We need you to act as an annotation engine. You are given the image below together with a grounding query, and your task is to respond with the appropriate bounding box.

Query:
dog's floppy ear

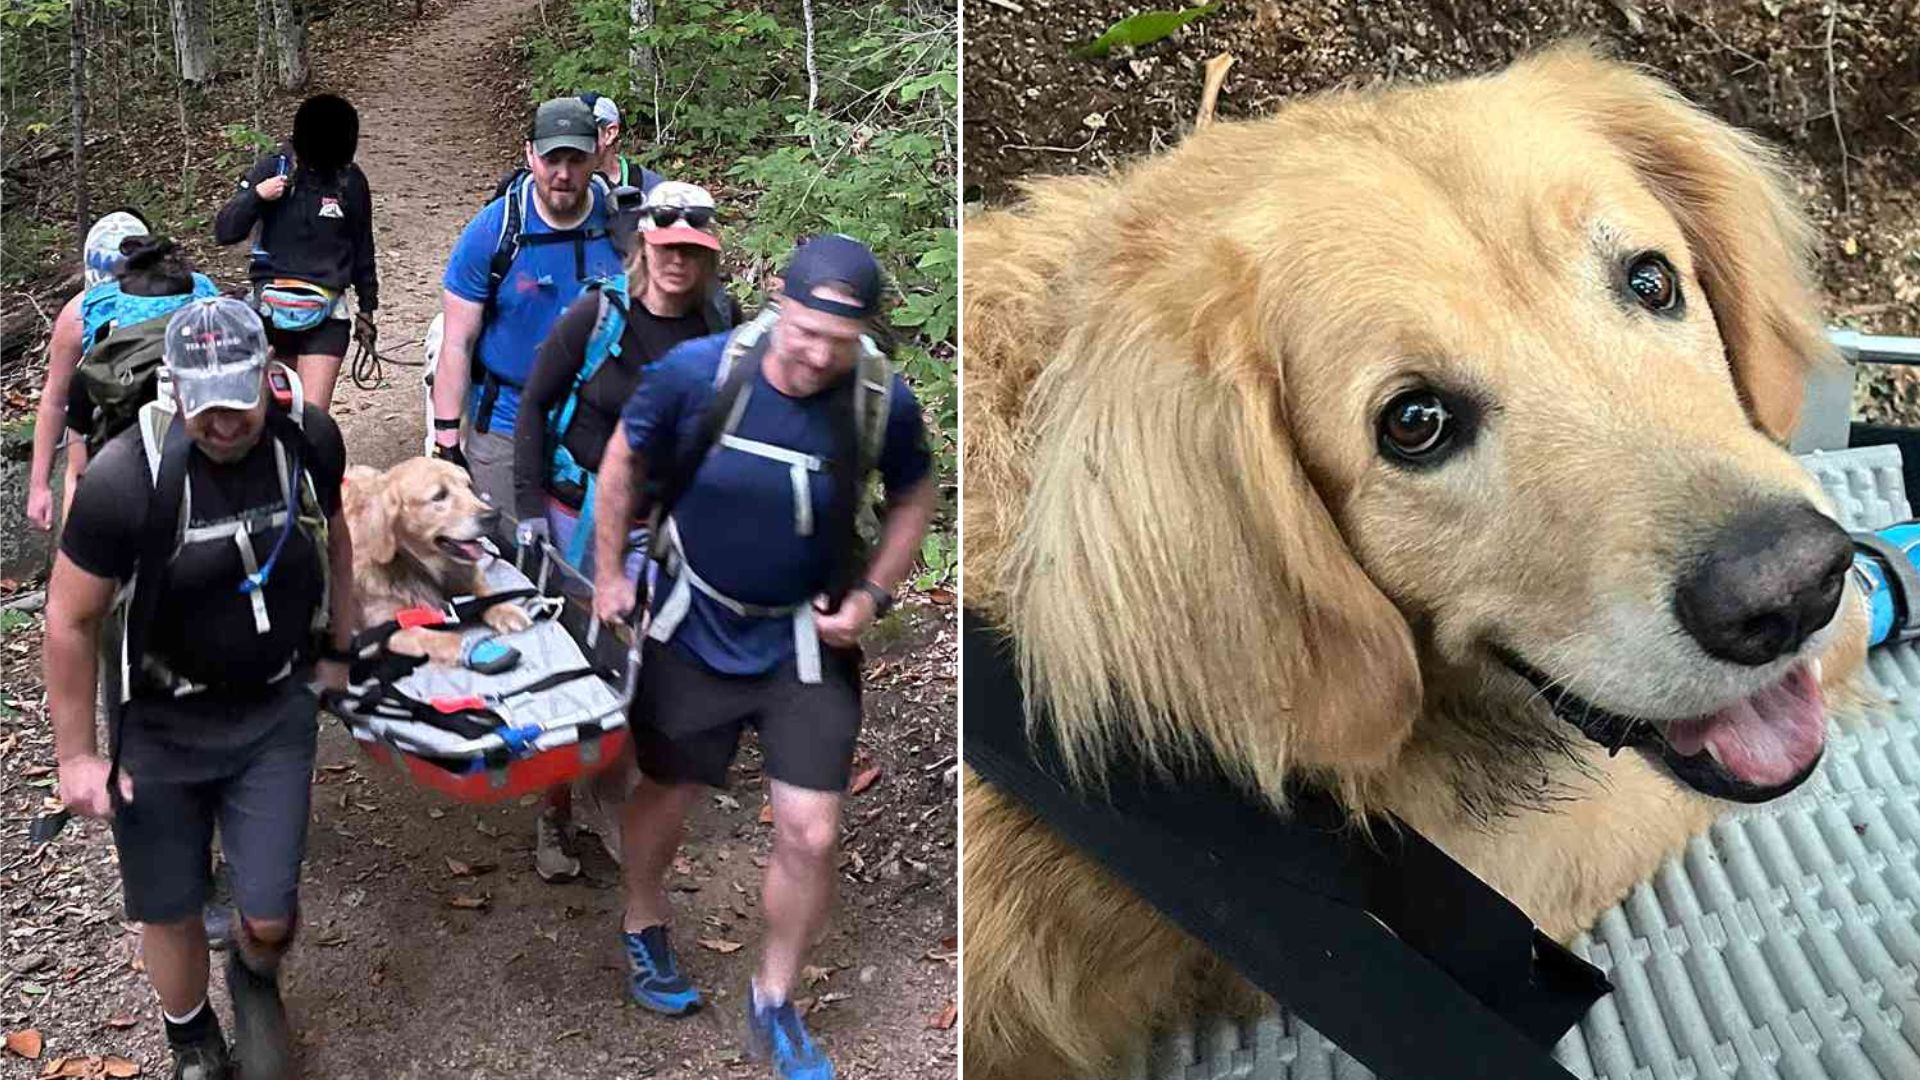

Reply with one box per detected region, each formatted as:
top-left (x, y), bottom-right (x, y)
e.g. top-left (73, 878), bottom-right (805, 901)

top-left (1520, 45), bottom-right (1829, 442)
top-left (997, 234), bottom-right (1420, 806)
top-left (344, 466), bottom-right (395, 564)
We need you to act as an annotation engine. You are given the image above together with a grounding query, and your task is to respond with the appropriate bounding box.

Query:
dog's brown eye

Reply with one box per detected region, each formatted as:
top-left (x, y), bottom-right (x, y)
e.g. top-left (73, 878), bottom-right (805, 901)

top-left (1380, 391), bottom-right (1452, 461)
top-left (432, 487), bottom-right (448, 502)
top-left (1626, 253), bottom-right (1679, 312)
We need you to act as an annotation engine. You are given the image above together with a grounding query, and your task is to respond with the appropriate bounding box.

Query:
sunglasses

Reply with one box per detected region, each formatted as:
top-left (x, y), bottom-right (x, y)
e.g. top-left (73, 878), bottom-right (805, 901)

top-left (646, 205), bottom-right (715, 229)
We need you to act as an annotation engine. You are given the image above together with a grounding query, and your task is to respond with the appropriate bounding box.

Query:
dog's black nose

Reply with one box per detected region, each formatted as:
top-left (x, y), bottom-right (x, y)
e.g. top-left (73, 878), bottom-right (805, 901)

top-left (1673, 502), bottom-right (1851, 666)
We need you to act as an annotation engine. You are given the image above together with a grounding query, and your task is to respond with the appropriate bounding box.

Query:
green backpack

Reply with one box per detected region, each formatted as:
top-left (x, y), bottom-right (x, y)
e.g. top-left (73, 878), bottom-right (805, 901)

top-left (73, 316), bottom-right (172, 452)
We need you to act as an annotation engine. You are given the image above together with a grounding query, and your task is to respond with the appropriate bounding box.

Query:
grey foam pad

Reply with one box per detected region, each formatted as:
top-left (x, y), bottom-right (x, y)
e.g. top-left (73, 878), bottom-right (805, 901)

top-left (1129, 446), bottom-right (1920, 1080)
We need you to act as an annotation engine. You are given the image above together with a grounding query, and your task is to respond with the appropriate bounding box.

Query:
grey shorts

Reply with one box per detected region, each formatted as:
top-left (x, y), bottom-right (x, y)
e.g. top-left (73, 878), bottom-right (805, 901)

top-left (109, 682), bottom-right (318, 924)
top-left (464, 428), bottom-right (516, 523)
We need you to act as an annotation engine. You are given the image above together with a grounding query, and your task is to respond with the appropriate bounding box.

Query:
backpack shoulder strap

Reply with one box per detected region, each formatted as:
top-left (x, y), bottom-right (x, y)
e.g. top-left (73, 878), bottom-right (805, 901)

top-left (485, 175), bottom-right (531, 316)
top-left (853, 339), bottom-right (893, 473)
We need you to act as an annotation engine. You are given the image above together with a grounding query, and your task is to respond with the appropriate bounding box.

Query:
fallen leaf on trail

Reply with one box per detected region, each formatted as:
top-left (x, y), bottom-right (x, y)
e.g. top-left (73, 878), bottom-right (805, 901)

top-left (697, 938), bottom-right (744, 954)
top-left (758, 804), bottom-right (774, 825)
top-left (714, 793), bottom-right (740, 811)
top-left (446, 857), bottom-right (472, 877)
top-left (103, 1056), bottom-right (141, 1077)
top-left (474, 820), bottom-right (500, 838)
top-left (104, 1014), bottom-right (137, 1029)
top-left (848, 765), bottom-right (883, 795)
top-left (447, 895), bottom-right (489, 910)
top-left (6, 1029), bottom-right (42, 1059)
top-left (802, 965), bottom-right (834, 987)
top-left (928, 1001), bottom-right (957, 1029)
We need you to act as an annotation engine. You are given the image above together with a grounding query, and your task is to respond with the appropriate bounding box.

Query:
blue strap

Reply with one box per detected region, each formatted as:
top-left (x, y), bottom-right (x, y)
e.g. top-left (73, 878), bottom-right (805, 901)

top-left (547, 276), bottom-right (627, 493)
top-left (566, 474), bottom-right (597, 569)
top-left (495, 722), bottom-right (541, 756)
top-left (240, 436), bottom-right (303, 596)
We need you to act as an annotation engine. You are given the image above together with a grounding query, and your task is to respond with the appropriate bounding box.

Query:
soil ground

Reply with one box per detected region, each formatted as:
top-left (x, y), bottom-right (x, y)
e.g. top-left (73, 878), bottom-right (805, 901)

top-left (0, 0), bottom-right (958, 1076)
top-left (962, 0), bottom-right (1919, 416)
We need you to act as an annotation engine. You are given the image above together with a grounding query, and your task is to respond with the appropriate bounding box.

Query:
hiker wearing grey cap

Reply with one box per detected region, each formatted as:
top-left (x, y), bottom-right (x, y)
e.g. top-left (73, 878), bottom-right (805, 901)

top-left (432, 95), bottom-right (626, 521)
top-left (588, 235), bottom-right (937, 1080)
top-left (43, 296), bottom-right (355, 1080)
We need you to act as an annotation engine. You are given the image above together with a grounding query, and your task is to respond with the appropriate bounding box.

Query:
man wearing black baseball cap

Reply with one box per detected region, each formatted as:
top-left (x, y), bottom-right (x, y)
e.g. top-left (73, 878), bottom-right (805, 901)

top-left (587, 235), bottom-right (936, 1078)
top-left (43, 296), bottom-right (355, 1080)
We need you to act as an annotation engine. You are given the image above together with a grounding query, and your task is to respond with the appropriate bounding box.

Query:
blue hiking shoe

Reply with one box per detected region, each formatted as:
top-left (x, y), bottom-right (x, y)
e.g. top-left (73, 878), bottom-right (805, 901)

top-left (623, 925), bottom-right (701, 1015)
top-left (745, 985), bottom-right (835, 1080)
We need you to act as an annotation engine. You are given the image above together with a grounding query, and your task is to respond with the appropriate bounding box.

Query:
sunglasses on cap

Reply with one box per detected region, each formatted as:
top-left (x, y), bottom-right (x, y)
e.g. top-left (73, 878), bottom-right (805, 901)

top-left (647, 205), bottom-right (716, 229)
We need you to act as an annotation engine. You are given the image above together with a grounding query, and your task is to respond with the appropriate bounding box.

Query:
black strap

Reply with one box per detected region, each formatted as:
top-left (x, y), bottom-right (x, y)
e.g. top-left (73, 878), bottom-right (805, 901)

top-left (818, 376), bottom-right (863, 614)
top-left (961, 610), bottom-right (1608, 1080)
top-left (348, 587), bottom-right (544, 655)
top-left (107, 416), bottom-right (193, 802)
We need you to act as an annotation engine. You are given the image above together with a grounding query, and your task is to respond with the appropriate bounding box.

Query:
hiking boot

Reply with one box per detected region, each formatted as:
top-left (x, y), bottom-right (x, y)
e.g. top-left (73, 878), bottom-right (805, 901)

top-left (535, 808), bottom-right (581, 882)
top-left (168, 1018), bottom-right (233, 1080)
top-left (623, 925), bottom-right (701, 1015)
top-left (745, 984), bottom-right (834, 1080)
top-left (225, 948), bottom-right (292, 1080)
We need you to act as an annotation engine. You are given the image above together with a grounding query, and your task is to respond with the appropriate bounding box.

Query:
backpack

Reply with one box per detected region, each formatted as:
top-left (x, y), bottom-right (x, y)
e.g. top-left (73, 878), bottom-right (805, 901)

top-left (469, 172), bottom-right (617, 433)
top-left (641, 305), bottom-right (895, 678)
top-left (543, 272), bottom-right (740, 567)
top-left (104, 363), bottom-right (328, 797)
top-left (73, 316), bottom-right (175, 453)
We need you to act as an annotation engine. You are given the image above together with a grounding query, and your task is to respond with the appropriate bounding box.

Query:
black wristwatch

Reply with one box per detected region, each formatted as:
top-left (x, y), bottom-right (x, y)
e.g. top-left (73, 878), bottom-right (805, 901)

top-left (857, 580), bottom-right (895, 617)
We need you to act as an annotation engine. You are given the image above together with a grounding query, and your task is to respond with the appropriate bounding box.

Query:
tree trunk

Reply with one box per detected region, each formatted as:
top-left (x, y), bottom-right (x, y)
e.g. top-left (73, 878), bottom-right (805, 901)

top-left (628, 0), bottom-right (656, 103)
top-left (801, 0), bottom-right (818, 114)
top-left (168, 0), bottom-right (212, 83)
top-left (254, 0), bottom-right (271, 130)
top-left (70, 0), bottom-right (89, 255)
top-left (268, 0), bottom-right (307, 90)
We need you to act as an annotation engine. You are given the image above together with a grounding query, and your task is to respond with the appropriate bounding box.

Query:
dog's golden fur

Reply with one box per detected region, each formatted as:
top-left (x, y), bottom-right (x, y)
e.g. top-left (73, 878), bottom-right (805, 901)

top-left (962, 45), bottom-right (1872, 1080)
top-left (343, 457), bottom-right (530, 664)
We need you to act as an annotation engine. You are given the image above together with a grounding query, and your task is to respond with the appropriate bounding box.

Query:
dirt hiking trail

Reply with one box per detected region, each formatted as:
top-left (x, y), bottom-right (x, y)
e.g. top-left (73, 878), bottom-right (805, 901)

top-left (0, 1), bottom-right (958, 1076)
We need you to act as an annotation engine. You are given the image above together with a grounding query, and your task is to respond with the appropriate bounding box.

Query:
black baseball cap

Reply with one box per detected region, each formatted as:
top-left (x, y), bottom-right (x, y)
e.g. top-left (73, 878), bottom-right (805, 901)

top-left (782, 234), bottom-right (883, 319)
top-left (530, 97), bottom-right (599, 157)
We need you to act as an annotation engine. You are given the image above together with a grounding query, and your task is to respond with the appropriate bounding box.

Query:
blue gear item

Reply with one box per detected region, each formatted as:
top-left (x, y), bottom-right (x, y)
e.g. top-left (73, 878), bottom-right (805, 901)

top-left (461, 637), bottom-right (521, 675)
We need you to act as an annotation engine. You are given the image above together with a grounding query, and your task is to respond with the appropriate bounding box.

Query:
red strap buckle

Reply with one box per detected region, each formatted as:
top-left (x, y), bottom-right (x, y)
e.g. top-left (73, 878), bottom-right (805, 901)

top-left (431, 695), bottom-right (487, 714)
top-left (396, 607), bottom-right (450, 628)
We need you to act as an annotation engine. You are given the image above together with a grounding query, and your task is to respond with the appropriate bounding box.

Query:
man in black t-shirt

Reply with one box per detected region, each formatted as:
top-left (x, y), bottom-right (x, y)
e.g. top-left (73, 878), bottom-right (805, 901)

top-left (43, 297), bottom-right (355, 1080)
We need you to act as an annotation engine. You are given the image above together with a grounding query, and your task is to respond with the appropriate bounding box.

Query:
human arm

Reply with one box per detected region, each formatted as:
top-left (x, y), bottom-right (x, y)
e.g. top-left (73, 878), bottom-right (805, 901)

top-left (514, 296), bottom-right (597, 520)
top-left (814, 475), bottom-right (937, 647)
top-left (28, 294), bottom-right (84, 530)
top-left (350, 166), bottom-right (379, 315)
top-left (431, 210), bottom-right (502, 455)
top-left (214, 154), bottom-right (283, 245)
top-left (591, 427), bottom-right (643, 625)
top-left (45, 553), bottom-right (131, 816)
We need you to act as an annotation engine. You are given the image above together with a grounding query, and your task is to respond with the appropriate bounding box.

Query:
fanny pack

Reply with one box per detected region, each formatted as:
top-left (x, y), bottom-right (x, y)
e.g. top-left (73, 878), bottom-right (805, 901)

top-left (256, 279), bottom-right (341, 332)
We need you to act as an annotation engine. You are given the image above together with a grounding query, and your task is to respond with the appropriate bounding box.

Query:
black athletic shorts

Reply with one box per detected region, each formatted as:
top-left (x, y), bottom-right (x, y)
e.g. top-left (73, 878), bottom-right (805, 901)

top-left (632, 640), bottom-right (862, 792)
top-left (109, 681), bottom-right (318, 924)
top-left (263, 316), bottom-right (349, 360)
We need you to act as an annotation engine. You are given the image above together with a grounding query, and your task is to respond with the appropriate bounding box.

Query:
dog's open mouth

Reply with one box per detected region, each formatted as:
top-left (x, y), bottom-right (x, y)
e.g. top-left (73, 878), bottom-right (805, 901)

top-left (434, 536), bottom-right (488, 563)
top-left (1497, 649), bottom-right (1826, 803)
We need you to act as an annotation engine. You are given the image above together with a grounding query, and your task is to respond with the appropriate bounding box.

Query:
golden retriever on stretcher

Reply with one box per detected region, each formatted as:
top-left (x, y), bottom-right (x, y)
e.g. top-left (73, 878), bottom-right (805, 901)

top-left (342, 457), bottom-right (531, 665)
top-left (962, 45), bottom-right (1872, 1080)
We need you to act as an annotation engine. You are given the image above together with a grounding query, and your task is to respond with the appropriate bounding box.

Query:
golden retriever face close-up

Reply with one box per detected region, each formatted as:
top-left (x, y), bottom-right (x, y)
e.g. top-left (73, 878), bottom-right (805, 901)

top-left (343, 456), bottom-right (529, 663)
top-left (961, 44), bottom-right (1872, 1080)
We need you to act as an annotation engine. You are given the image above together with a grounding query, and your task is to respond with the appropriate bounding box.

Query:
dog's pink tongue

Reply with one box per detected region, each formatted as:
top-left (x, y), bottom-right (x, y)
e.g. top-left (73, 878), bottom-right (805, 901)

top-left (1665, 666), bottom-right (1826, 787)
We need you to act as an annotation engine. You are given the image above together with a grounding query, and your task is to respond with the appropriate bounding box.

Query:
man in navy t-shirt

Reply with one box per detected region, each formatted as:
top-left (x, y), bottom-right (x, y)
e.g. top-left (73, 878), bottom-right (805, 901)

top-left (591, 236), bottom-right (936, 1079)
top-left (430, 95), bottom-right (624, 516)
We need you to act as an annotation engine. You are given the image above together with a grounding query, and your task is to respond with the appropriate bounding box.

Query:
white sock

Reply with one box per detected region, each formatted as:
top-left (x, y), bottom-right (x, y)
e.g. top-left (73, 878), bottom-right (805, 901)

top-left (752, 978), bottom-right (784, 1009)
top-left (163, 998), bottom-right (207, 1025)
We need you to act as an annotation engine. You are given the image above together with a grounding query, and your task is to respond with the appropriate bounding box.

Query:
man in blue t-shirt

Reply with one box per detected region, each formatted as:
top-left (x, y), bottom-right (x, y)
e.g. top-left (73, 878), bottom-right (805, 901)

top-left (591, 236), bottom-right (936, 1080)
top-left (430, 96), bottom-right (624, 514)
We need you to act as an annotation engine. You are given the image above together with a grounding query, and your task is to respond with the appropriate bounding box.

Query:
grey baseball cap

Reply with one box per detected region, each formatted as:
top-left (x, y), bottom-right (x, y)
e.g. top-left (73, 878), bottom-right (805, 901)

top-left (531, 97), bottom-right (599, 157)
top-left (163, 297), bottom-right (269, 417)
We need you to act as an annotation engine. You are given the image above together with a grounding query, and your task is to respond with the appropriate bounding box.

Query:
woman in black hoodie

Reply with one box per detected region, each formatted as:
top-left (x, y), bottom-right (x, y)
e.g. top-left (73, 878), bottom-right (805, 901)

top-left (215, 93), bottom-right (378, 412)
